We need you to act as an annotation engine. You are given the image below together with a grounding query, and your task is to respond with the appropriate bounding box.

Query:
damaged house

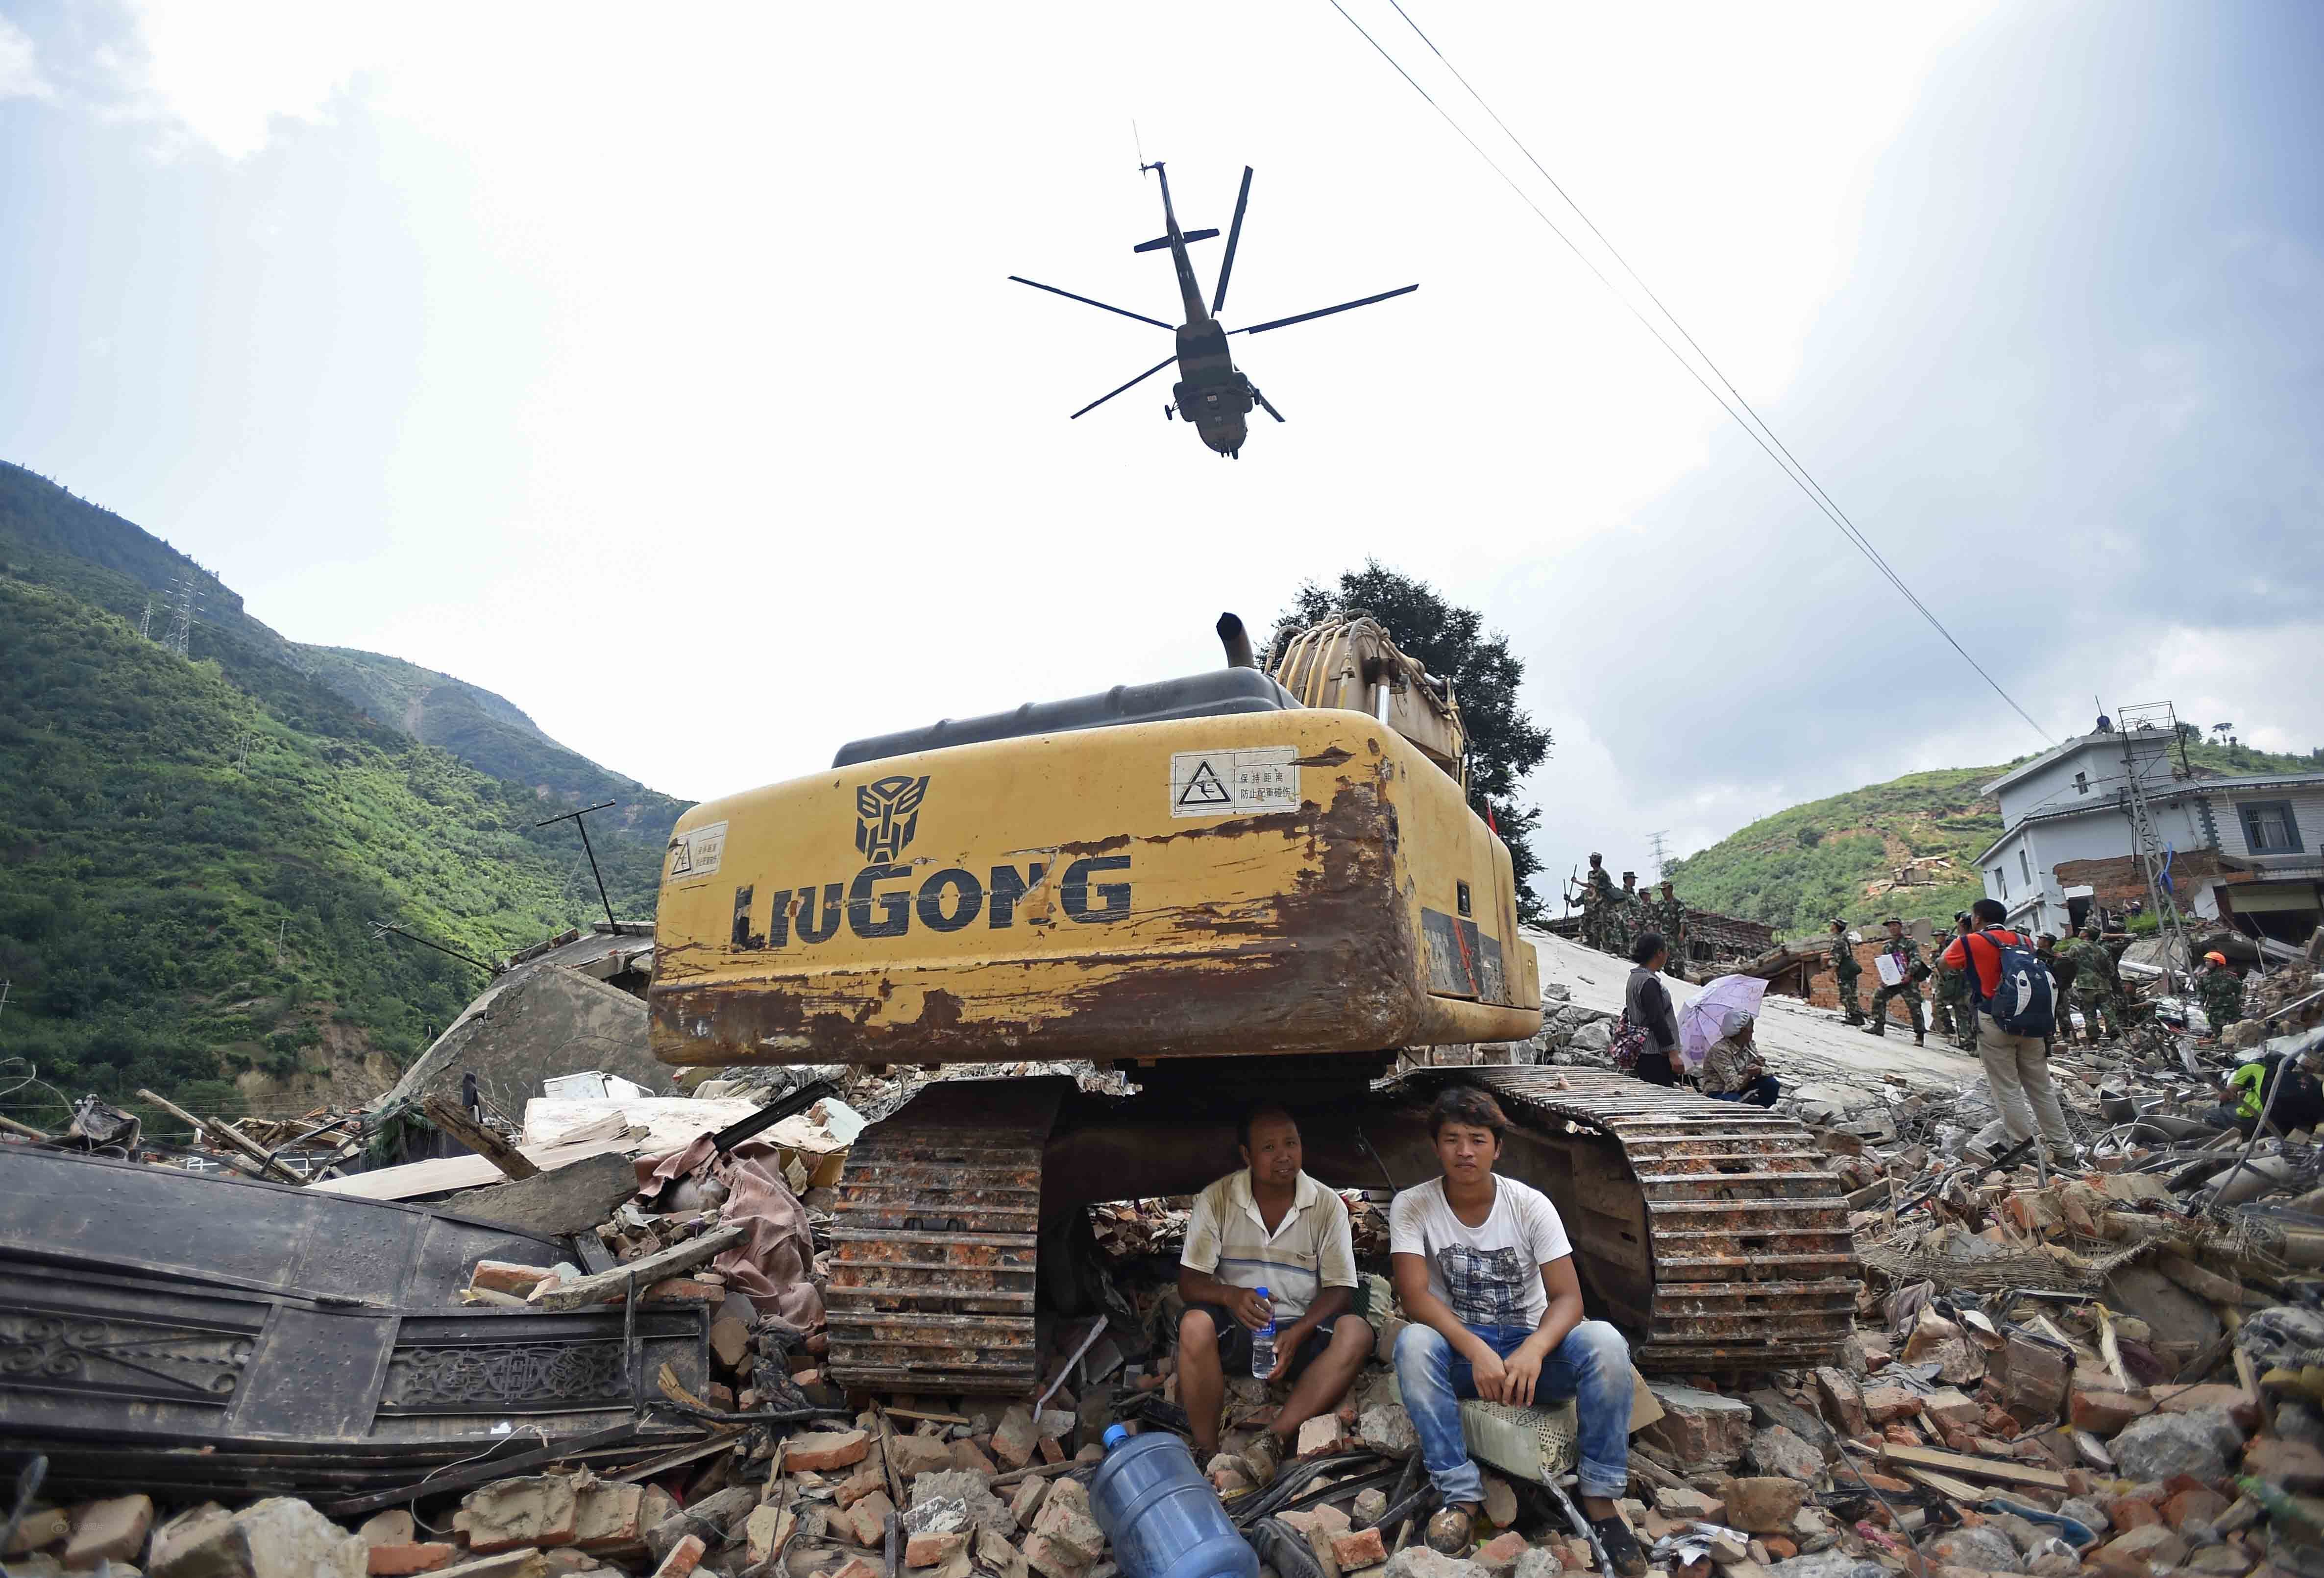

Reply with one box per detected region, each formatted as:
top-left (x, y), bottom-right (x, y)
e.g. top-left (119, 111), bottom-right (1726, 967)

top-left (1977, 722), bottom-right (2324, 951)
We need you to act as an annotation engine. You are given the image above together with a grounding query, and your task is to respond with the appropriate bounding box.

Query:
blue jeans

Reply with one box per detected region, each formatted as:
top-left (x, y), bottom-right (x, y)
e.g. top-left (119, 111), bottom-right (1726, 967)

top-left (1393, 1318), bottom-right (1633, 1504)
top-left (1711, 1075), bottom-right (1780, 1107)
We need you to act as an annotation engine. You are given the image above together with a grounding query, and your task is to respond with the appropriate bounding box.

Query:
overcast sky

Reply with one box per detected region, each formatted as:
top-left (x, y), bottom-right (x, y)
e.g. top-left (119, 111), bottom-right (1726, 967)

top-left (3, 1), bottom-right (2318, 891)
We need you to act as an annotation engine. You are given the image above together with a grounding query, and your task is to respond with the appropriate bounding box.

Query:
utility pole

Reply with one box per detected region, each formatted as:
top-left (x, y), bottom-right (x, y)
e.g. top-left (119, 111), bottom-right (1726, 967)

top-left (139, 600), bottom-right (153, 640)
top-left (163, 574), bottom-right (200, 658)
top-left (2110, 701), bottom-right (2200, 1011)
top-left (1647, 830), bottom-right (1671, 880)
top-left (537, 801), bottom-right (621, 931)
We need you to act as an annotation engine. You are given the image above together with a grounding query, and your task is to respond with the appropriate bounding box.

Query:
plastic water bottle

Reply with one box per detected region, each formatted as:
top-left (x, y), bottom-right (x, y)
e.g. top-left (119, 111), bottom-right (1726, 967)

top-left (1247, 1287), bottom-right (1277, 1381)
top-left (1094, 1426), bottom-right (1259, 1578)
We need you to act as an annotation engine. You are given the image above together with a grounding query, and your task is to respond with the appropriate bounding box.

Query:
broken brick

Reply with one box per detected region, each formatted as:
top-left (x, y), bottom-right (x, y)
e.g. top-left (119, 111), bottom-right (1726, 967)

top-left (1024, 1532), bottom-right (1092, 1578)
top-left (837, 1467), bottom-right (889, 1509)
top-left (1472, 1532), bottom-right (1527, 1577)
top-left (469, 1261), bottom-right (560, 1297)
top-left (709, 1315), bottom-right (752, 1370)
top-left (1720, 1478), bottom-right (1808, 1535)
top-left (1332, 1529), bottom-right (1388, 1569)
top-left (1297, 1415), bottom-right (1347, 1457)
top-left (463, 1474), bottom-right (581, 1553)
top-left (832, 1490), bottom-right (894, 1548)
top-left (992, 1407), bottom-right (1041, 1469)
top-left (908, 1531), bottom-right (968, 1568)
top-left (367, 1543), bottom-right (458, 1575)
top-left (888, 1433), bottom-right (957, 1480)
top-left (573, 1481), bottom-right (643, 1550)
top-left (2163, 1487), bottom-right (2230, 1531)
top-left (785, 1429), bottom-right (872, 1471)
top-left (62, 1495), bottom-right (153, 1570)
top-left (652, 1532), bottom-right (709, 1577)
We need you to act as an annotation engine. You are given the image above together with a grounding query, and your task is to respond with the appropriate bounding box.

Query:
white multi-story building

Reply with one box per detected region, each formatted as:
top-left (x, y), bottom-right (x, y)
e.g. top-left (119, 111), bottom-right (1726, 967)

top-left (1975, 725), bottom-right (2324, 946)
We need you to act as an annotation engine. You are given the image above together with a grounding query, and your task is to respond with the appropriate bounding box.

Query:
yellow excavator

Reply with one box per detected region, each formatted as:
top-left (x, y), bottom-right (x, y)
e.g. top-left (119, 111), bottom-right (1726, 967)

top-left (650, 616), bottom-right (1855, 1393)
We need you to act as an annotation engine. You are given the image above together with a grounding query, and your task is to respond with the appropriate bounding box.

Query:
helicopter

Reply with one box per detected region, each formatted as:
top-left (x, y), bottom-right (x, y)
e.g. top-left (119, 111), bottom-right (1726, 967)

top-left (1010, 162), bottom-right (1417, 458)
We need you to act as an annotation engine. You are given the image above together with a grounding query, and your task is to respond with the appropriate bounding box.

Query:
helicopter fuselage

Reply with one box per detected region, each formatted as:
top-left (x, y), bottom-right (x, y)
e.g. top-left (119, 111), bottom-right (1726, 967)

top-left (1150, 164), bottom-right (1253, 457)
top-left (1172, 318), bottom-right (1251, 456)
top-left (1011, 159), bottom-right (1411, 457)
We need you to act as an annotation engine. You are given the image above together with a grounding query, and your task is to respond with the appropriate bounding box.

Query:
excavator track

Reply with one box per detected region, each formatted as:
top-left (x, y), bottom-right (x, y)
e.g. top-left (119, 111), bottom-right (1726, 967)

top-left (1409, 1067), bottom-right (1861, 1371)
top-left (827, 1067), bottom-right (1859, 1395)
top-left (825, 1078), bottom-right (1066, 1394)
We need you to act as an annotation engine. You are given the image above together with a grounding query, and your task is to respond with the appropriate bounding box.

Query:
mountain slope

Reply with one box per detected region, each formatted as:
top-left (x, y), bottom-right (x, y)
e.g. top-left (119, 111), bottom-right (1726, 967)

top-left (0, 461), bottom-right (688, 1128)
top-left (294, 646), bottom-right (685, 837)
top-left (0, 461), bottom-right (683, 844)
top-left (1665, 739), bottom-right (2323, 940)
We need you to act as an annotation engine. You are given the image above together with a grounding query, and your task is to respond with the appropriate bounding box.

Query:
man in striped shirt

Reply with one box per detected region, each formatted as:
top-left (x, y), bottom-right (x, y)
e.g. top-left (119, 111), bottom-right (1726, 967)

top-left (1178, 1105), bottom-right (1370, 1459)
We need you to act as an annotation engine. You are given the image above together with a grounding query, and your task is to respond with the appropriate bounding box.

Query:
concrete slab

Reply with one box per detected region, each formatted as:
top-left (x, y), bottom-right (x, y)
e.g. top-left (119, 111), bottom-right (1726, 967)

top-left (1522, 926), bottom-right (1982, 1094)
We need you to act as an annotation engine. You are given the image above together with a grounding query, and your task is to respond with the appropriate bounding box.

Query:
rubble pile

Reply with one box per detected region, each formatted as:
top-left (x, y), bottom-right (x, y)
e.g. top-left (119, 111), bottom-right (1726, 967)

top-left (9, 982), bottom-right (2324, 1578)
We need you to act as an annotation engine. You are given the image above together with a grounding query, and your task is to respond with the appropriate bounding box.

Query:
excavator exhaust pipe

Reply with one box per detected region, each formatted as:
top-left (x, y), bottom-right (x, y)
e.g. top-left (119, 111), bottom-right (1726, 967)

top-left (1216, 611), bottom-right (1255, 669)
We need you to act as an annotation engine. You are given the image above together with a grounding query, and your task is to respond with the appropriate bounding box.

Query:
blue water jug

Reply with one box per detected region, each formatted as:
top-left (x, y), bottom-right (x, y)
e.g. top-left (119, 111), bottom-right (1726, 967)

top-left (1092, 1425), bottom-right (1258, 1578)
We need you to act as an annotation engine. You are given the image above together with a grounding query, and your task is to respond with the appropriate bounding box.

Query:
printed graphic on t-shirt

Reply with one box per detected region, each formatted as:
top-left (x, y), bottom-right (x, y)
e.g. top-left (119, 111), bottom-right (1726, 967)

top-left (1439, 1244), bottom-right (1528, 1327)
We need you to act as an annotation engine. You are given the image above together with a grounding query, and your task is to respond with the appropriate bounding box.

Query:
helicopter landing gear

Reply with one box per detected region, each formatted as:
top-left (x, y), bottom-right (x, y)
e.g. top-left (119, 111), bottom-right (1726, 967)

top-left (1163, 403), bottom-right (1175, 421)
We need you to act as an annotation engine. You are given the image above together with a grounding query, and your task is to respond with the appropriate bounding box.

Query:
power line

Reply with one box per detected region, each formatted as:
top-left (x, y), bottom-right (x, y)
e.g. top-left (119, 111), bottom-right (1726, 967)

top-left (1326, 0), bottom-right (2055, 747)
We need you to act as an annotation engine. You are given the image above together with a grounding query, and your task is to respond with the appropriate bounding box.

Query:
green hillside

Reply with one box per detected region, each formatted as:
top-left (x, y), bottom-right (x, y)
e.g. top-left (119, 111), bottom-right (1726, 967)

top-left (294, 646), bottom-right (685, 843)
top-left (0, 462), bottom-right (687, 1132)
top-left (1665, 739), bottom-right (2324, 942)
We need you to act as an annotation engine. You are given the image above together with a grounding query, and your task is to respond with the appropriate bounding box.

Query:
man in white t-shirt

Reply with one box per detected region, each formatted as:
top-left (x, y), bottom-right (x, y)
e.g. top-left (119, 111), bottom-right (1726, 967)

top-left (1178, 1105), bottom-right (1370, 1460)
top-left (1391, 1086), bottom-right (1642, 1575)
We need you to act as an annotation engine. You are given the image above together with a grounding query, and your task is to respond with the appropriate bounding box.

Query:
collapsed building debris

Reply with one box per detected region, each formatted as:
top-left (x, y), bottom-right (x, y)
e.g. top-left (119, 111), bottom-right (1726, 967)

top-left (4, 921), bottom-right (2320, 1578)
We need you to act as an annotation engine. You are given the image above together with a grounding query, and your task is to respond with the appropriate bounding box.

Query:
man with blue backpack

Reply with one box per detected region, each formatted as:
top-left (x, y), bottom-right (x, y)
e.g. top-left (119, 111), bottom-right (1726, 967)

top-left (1943, 898), bottom-right (2077, 1167)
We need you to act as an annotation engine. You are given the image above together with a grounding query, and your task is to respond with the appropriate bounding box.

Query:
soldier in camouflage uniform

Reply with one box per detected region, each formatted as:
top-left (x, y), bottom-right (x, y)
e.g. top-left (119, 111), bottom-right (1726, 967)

top-left (1580, 853), bottom-right (1618, 952)
top-left (1861, 917), bottom-right (1928, 1045)
top-left (2197, 953), bottom-right (2245, 1043)
top-left (1653, 881), bottom-right (1688, 979)
top-left (1930, 913), bottom-right (1974, 1049)
top-left (1615, 872), bottom-right (1645, 959)
top-left (2058, 927), bottom-right (2123, 1045)
top-left (1829, 919), bottom-right (1865, 1025)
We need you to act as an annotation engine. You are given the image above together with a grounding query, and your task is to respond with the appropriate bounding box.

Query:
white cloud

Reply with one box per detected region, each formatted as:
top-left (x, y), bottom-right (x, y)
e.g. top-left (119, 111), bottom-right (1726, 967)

top-left (0, 15), bottom-right (55, 100)
top-left (26, 0), bottom-right (2316, 895)
top-left (108, 1), bottom-right (391, 157)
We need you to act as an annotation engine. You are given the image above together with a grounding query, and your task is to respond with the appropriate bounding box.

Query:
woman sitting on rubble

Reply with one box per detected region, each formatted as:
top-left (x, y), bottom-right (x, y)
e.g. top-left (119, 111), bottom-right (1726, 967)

top-left (1624, 933), bottom-right (1682, 1086)
top-left (1700, 1008), bottom-right (1781, 1107)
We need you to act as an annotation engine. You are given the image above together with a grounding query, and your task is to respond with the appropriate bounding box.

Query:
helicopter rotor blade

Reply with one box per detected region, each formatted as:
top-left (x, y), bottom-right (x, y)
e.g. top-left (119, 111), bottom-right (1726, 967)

top-left (1070, 354), bottom-right (1179, 420)
top-left (1252, 387), bottom-right (1286, 423)
top-left (1233, 284), bottom-right (1419, 336)
top-left (1210, 166), bottom-right (1254, 316)
top-left (1008, 276), bottom-right (1174, 331)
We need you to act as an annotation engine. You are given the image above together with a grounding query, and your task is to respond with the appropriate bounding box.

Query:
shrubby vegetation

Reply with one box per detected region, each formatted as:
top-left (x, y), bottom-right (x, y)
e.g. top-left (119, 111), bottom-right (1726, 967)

top-left (0, 463), bottom-right (687, 1133)
top-left (1664, 739), bottom-right (2321, 940)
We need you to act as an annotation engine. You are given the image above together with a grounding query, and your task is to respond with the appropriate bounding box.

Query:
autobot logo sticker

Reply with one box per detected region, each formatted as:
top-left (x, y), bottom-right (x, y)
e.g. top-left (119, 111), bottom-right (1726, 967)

top-left (855, 775), bottom-right (930, 863)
